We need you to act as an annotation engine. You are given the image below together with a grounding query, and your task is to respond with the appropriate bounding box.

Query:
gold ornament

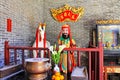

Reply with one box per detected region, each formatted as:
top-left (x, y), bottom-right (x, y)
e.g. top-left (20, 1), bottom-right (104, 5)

top-left (51, 4), bottom-right (84, 22)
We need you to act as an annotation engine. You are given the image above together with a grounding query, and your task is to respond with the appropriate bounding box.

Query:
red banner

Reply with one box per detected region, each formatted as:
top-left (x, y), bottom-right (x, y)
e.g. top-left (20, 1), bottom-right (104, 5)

top-left (7, 19), bottom-right (12, 32)
top-left (56, 10), bottom-right (79, 22)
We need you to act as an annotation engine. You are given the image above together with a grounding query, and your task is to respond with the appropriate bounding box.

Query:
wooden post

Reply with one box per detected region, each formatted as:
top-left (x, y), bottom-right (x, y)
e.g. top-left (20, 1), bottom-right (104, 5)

top-left (95, 52), bottom-right (97, 80)
top-left (99, 42), bottom-right (103, 80)
top-left (4, 41), bottom-right (10, 65)
top-left (77, 51), bottom-right (81, 66)
top-left (22, 49), bottom-right (24, 65)
top-left (89, 51), bottom-right (91, 80)
top-left (14, 49), bottom-right (17, 64)
top-left (91, 71), bottom-right (94, 80)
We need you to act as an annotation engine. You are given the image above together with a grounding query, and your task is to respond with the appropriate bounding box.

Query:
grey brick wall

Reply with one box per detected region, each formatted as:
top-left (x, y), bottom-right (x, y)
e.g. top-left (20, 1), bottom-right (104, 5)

top-left (0, 0), bottom-right (44, 66)
top-left (1, 0), bottom-right (120, 66)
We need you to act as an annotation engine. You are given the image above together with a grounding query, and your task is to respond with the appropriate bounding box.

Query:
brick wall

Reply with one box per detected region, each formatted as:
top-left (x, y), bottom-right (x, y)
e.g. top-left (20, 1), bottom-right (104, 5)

top-left (0, 0), bottom-right (44, 66)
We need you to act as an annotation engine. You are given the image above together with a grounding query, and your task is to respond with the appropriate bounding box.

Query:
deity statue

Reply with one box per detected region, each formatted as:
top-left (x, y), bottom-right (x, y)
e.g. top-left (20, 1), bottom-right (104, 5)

top-left (58, 24), bottom-right (76, 73)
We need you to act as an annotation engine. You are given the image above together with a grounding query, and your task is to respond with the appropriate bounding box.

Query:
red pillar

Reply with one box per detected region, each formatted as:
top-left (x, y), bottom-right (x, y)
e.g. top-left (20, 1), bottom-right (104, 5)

top-left (4, 41), bottom-right (10, 65)
top-left (89, 51), bottom-right (91, 80)
top-left (99, 42), bottom-right (104, 80)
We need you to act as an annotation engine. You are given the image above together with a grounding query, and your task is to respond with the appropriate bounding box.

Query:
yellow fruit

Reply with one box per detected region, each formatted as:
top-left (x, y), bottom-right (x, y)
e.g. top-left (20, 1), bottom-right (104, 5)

top-left (55, 72), bottom-right (60, 76)
top-left (55, 76), bottom-right (60, 80)
top-left (60, 75), bottom-right (64, 80)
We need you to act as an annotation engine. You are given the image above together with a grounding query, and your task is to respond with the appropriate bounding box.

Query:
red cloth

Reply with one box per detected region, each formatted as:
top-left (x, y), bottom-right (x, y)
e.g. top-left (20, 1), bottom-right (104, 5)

top-left (35, 27), bottom-right (46, 58)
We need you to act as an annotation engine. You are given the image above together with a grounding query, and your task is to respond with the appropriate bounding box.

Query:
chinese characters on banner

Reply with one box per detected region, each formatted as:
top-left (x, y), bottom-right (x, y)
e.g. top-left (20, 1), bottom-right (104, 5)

top-left (56, 10), bottom-right (79, 22)
top-left (51, 4), bottom-right (84, 22)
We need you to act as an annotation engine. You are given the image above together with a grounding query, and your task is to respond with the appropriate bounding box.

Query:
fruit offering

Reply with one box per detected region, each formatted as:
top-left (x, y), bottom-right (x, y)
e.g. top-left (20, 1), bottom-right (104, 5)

top-left (52, 72), bottom-right (64, 80)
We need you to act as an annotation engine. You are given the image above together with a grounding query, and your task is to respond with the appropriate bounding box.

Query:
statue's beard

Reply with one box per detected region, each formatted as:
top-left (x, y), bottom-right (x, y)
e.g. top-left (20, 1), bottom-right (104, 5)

top-left (62, 34), bottom-right (69, 39)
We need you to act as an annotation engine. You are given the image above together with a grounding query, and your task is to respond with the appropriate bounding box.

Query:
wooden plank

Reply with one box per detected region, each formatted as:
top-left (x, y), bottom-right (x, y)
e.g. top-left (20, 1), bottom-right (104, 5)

top-left (0, 64), bottom-right (22, 78)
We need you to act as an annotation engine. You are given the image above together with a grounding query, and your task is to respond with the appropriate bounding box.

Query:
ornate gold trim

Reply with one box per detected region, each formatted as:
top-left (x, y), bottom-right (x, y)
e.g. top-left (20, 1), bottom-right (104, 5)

top-left (51, 4), bottom-right (84, 22)
top-left (96, 20), bottom-right (120, 24)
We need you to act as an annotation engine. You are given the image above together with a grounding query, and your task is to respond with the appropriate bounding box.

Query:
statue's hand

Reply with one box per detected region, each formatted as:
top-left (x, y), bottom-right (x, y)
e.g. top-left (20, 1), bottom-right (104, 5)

top-left (58, 45), bottom-right (66, 53)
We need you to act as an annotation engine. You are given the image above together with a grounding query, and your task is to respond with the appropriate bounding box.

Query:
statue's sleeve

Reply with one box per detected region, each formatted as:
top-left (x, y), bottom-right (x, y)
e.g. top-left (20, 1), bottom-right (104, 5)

top-left (72, 39), bottom-right (76, 46)
top-left (58, 39), bottom-right (62, 45)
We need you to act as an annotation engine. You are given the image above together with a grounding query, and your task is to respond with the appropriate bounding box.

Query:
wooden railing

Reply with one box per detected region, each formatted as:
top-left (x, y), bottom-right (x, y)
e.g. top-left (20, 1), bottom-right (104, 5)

top-left (4, 41), bottom-right (103, 80)
top-left (4, 41), bottom-right (50, 65)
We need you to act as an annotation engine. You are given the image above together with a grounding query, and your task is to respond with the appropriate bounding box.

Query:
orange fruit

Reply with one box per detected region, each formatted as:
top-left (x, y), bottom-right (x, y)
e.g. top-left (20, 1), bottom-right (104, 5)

top-left (60, 75), bottom-right (64, 80)
top-left (55, 72), bottom-right (60, 76)
top-left (55, 76), bottom-right (60, 80)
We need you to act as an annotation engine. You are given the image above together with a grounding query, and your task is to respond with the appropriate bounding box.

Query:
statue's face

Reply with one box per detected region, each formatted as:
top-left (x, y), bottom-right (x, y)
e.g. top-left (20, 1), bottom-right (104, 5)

top-left (62, 28), bottom-right (69, 39)
top-left (38, 24), bottom-right (46, 40)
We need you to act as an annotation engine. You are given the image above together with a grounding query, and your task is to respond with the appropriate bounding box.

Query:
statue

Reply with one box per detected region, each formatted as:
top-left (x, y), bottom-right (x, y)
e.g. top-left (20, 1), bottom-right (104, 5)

top-left (32, 23), bottom-right (50, 58)
top-left (58, 24), bottom-right (76, 73)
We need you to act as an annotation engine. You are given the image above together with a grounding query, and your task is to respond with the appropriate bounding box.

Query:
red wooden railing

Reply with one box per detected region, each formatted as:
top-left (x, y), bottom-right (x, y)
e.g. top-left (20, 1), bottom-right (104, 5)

top-left (64, 42), bottom-right (103, 80)
top-left (4, 41), bottom-right (50, 65)
top-left (4, 40), bottom-right (103, 80)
